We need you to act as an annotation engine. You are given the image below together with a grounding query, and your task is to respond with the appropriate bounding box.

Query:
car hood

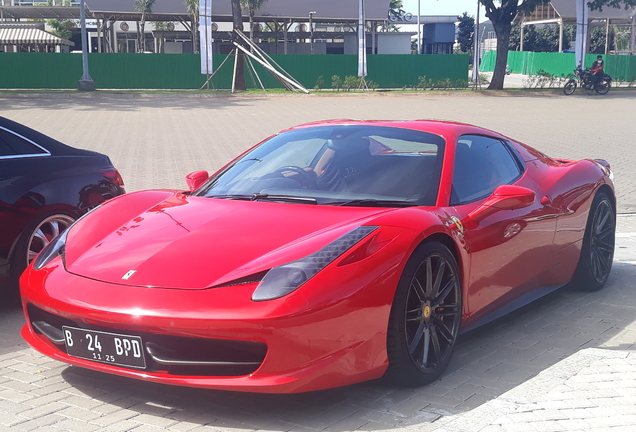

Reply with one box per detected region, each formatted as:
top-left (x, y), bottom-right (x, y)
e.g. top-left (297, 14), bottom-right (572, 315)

top-left (64, 191), bottom-right (396, 289)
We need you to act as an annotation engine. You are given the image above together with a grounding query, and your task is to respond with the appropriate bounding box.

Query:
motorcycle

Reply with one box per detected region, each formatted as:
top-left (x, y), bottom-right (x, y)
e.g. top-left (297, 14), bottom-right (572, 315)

top-left (563, 66), bottom-right (611, 95)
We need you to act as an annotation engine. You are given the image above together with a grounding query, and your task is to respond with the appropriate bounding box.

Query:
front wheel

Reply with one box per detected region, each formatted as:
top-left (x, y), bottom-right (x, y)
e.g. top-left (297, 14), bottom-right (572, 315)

top-left (385, 241), bottom-right (462, 386)
top-left (573, 192), bottom-right (615, 291)
top-left (595, 78), bottom-right (611, 95)
top-left (563, 79), bottom-right (577, 95)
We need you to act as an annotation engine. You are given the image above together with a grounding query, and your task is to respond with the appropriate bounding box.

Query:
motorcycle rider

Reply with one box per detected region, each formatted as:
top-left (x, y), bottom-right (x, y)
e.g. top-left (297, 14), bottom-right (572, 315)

top-left (590, 55), bottom-right (604, 87)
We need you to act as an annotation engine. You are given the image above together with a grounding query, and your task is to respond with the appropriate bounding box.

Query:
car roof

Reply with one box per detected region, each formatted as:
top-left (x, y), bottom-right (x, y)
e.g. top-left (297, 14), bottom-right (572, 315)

top-left (0, 116), bottom-right (92, 157)
top-left (285, 119), bottom-right (509, 143)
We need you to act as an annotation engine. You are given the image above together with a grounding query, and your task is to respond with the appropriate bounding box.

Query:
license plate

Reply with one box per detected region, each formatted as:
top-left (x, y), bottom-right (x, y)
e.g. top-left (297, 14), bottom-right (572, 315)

top-left (62, 326), bottom-right (146, 369)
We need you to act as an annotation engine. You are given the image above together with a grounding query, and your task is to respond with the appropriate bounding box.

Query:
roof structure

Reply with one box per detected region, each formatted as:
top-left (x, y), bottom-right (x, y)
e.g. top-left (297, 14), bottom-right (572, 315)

top-left (0, 23), bottom-right (74, 46)
top-left (0, 6), bottom-right (80, 20)
top-left (86, 0), bottom-right (392, 22)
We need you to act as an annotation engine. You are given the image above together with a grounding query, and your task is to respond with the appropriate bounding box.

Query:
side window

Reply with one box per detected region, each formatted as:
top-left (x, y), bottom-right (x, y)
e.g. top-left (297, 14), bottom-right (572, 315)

top-left (0, 138), bottom-right (17, 157)
top-left (0, 129), bottom-right (47, 156)
top-left (451, 135), bottom-right (523, 205)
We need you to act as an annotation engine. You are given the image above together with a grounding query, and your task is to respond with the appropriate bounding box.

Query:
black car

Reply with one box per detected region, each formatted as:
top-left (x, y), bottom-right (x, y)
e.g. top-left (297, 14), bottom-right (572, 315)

top-left (0, 116), bottom-right (125, 294)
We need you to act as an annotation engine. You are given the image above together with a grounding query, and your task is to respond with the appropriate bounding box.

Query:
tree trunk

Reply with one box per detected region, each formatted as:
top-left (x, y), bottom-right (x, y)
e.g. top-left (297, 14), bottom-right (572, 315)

top-left (139, 11), bottom-right (146, 53)
top-left (231, 0), bottom-right (246, 90)
top-left (249, 9), bottom-right (254, 43)
top-left (192, 15), bottom-right (199, 54)
top-left (487, 20), bottom-right (511, 89)
top-left (137, 21), bottom-right (142, 53)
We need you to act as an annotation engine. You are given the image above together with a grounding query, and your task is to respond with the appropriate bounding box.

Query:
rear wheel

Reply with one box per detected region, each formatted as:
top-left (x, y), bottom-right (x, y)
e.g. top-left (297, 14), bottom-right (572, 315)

top-left (573, 192), bottom-right (615, 291)
top-left (595, 78), bottom-right (611, 95)
top-left (563, 79), bottom-right (577, 95)
top-left (385, 241), bottom-right (462, 386)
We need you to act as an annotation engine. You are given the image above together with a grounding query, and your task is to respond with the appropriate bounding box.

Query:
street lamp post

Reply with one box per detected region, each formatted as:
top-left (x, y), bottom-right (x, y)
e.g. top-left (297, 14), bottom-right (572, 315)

top-left (78, 0), bottom-right (94, 91)
top-left (309, 11), bottom-right (316, 54)
top-left (417, 0), bottom-right (421, 54)
top-left (471, 0), bottom-right (480, 84)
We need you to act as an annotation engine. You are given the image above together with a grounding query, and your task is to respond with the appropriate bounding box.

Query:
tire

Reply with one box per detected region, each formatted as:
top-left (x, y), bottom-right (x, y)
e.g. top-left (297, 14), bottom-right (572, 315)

top-left (10, 212), bottom-right (76, 280)
top-left (563, 79), bottom-right (577, 95)
top-left (573, 192), bottom-right (615, 291)
top-left (385, 241), bottom-right (462, 386)
top-left (595, 78), bottom-right (610, 95)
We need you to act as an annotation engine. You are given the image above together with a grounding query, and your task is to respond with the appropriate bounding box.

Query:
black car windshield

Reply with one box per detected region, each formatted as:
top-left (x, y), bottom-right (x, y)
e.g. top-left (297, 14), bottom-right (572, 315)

top-left (196, 125), bottom-right (445, 207)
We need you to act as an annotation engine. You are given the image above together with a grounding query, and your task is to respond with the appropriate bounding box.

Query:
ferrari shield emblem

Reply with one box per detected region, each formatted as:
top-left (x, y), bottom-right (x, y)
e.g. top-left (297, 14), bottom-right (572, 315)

top-left (450, 216), bottom-right (464, 234)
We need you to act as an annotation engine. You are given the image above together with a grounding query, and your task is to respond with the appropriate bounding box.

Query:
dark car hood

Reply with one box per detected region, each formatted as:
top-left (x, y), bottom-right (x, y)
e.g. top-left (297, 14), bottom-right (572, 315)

top-left (64, 191), bottom-right (395, 289)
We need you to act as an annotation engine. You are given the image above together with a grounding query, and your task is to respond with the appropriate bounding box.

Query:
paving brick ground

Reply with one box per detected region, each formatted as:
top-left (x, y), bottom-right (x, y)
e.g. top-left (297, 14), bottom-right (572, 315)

top-left (0, 91), bottom-right (635, 431)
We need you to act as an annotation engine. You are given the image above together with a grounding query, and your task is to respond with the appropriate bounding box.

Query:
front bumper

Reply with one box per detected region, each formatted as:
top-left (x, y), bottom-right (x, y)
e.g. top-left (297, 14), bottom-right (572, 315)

top-left (20, 256), bottom-right (401, 393)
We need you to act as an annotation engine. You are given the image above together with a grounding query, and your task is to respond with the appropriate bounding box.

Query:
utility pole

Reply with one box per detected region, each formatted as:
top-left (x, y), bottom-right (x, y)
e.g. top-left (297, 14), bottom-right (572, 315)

top-left (78, 0), bottom-right (95, 91)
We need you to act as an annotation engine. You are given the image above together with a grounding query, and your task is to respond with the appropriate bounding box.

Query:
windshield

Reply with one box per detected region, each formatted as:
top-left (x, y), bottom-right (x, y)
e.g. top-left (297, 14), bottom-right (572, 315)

top-left (196, 125), bottom-right (445, 207)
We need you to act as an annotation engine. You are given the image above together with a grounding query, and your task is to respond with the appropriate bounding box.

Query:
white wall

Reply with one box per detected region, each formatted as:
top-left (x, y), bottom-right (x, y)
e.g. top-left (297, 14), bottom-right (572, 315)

top-left (377, 34), bottom-right (412, 54)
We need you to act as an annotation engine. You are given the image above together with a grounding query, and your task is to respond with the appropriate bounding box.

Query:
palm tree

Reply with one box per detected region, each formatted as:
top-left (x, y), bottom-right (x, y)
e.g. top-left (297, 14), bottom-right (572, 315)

top-left (184, 0), bottom-right (199, 54)
top-left (240, 0), bottom-right (269, 43)
top-left (134, 0), bottom-right (156, 53)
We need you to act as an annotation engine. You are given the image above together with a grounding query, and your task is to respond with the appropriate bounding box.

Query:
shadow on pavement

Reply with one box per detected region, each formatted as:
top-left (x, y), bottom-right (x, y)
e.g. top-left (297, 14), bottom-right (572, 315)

top-left (46, 261), bottom-right (636, 430)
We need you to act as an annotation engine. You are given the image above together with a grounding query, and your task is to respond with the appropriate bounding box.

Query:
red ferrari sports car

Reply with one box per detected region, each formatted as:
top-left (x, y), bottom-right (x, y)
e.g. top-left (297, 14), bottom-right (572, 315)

top-left (20, 120), bottom-right (615, 393)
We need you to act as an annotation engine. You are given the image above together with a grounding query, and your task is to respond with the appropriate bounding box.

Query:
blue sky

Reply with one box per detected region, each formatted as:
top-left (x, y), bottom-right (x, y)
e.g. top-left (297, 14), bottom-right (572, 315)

top-left (401, 0), bottom-right (486, 19)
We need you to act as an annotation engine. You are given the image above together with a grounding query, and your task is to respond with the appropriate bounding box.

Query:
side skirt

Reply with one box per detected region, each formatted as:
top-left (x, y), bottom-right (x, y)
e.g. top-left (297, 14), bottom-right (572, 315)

top-left (460, 283), bottom-right (566, 334)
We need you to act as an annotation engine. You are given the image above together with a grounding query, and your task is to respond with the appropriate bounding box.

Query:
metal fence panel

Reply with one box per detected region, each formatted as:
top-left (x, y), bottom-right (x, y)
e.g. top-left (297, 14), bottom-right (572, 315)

top-left (0, 52), bottom-right (469, 90)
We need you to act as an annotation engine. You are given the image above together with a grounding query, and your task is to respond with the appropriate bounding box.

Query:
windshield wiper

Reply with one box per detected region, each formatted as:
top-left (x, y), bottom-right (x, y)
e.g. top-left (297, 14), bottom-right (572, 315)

top-left (330, 199), bottom-right (417, 208)
top-left (206, 194), bottom-right (253, 200)
top-left (251, 193), bottom-right (317, 204)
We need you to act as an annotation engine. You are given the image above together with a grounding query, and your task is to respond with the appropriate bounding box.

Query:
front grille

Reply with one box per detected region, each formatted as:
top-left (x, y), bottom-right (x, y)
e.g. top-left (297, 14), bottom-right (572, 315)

top-left (27, 304), bottom-right (267, 377)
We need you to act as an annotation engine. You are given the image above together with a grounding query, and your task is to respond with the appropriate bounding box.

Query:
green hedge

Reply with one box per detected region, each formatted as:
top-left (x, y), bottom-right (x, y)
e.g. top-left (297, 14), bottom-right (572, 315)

top-left (481, 51), bottom-right (636, 81)
top-left (0, 52), bottom-right (469, 90)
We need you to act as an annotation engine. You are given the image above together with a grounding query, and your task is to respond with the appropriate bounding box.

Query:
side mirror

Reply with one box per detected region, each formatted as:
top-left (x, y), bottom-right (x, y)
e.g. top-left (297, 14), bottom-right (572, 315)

top-left (185, 170), bottom-right (209, 192)
top-left (468, 185), bottom-right (535, 223)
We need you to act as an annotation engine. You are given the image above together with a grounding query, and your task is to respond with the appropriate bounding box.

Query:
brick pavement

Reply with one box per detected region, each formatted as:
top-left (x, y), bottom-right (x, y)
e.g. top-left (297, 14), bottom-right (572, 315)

top-left (0, 91), bottom-right (635, 211)
top-left (0, 92), bottom-right (635, 431)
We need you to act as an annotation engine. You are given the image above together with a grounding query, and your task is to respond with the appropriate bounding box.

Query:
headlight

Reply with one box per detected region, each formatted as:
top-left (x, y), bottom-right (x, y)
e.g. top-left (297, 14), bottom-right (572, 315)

top-left (252, 226), bottom-right (378, 301)
top-left (33, 228), bottom-right (69, 270)
top-left (33, 205), bottom-right (101, 271)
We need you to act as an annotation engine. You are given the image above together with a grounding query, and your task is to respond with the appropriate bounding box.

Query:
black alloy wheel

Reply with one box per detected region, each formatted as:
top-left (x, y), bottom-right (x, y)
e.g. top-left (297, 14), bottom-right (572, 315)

top-left (563, 79), bottom-right (577, 95)
top-left (574, 192), bottom-right (615, 291)
top-left (385, 241), bottom-right (462, 386)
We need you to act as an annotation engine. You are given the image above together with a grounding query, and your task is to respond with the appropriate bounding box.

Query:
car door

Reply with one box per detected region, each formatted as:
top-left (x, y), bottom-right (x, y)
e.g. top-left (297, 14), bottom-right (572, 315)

top-left (0, 126), bottom-right (51, 279)
top-left (450, 135), bottom-right (558, 323)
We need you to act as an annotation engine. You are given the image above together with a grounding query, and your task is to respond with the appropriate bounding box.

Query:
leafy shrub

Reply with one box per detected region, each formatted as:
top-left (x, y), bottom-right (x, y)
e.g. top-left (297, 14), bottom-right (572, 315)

top-left (331, 75), bottom-right (343, 91)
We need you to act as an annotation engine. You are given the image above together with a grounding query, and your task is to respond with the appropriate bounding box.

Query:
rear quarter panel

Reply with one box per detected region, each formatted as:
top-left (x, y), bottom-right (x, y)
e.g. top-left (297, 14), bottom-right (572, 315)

top-left (525, 157), bottom-right (614, 283)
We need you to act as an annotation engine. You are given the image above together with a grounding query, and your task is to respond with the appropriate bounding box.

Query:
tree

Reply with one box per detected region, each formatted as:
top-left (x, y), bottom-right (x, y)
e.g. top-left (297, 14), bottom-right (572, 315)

top-left (134, 0), bottom-right (156, 53)
top-left (456, 12), bottom-right (474, 54)
top-left (241, 0), bottom-right (269, 43)
top-left (48, 19), bottom-right (74, 40)
top-left (47, 0), bottom-right (74, 41)
top-left (509, 24), bottom-right (571, 52)
top-left (479, 0), bottom-right (550, 89)
top-left (588, 0), bottom-right (636, 10)
top-left (184, 0), bottom-right (199, 54)
top-left (231, 0), bottom-right (246, 90)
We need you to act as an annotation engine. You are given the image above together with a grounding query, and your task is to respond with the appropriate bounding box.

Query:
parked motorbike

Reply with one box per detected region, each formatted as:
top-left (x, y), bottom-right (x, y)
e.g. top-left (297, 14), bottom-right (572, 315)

top-left (563, 66), bottom-right (612, 95)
